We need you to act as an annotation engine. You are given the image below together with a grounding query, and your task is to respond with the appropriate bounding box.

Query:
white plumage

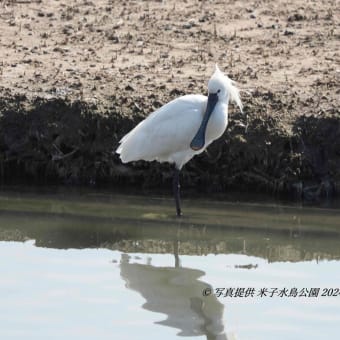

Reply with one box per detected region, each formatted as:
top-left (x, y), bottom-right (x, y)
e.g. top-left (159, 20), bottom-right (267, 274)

top-left (117, 95), bottom-right (207, 168)
top-left (116, 65), bottom-right (243, 216)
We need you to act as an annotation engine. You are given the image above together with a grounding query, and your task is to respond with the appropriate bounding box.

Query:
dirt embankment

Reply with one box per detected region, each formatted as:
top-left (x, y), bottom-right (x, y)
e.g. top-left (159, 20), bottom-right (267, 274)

top-left (0, 0), bottom-right (339, 200)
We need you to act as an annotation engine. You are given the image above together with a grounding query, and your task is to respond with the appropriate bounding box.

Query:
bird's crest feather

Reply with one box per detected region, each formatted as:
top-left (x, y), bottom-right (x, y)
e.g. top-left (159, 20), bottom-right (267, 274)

top-left (214, 64), bottom-right (243, 113)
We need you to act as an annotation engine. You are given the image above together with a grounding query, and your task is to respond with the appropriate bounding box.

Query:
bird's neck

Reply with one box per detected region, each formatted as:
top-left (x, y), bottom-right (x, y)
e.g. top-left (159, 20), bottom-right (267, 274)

top-left (215, 98), bottom-right (228, 113)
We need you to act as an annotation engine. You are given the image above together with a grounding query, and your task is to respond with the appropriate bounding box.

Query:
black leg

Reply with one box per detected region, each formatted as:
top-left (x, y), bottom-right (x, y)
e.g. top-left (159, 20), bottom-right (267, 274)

top-left (174, 239), bottom-right (180, 268)
top-left (172, 167), bottom-right (182, 217)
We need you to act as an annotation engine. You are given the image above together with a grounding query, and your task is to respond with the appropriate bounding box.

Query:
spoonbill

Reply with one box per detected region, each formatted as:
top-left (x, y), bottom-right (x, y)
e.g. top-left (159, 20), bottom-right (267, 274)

top-left (116, 65), bottom-right (243, 216)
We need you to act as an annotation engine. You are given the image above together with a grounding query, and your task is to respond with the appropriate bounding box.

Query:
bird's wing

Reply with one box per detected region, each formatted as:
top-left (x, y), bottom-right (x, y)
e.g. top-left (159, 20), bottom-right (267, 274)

top-left (117, 94), bottom-right (207, 163)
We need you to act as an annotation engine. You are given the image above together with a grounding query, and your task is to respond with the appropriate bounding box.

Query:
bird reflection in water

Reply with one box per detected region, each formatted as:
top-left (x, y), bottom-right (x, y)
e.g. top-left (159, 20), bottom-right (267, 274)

top-left (120, 251), bottom-right (230, 340)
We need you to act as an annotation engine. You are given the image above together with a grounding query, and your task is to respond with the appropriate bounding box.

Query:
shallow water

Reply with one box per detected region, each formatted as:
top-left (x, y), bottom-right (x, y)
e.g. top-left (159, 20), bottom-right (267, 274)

top-left (0, 188), bottom-right (340, 340)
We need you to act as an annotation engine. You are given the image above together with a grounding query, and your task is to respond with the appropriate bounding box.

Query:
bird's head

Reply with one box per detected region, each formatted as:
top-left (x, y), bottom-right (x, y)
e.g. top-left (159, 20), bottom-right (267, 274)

top-left (190, 65), bottom-right (243, 151)
top-left (207, 64), bottom-right (243, 112)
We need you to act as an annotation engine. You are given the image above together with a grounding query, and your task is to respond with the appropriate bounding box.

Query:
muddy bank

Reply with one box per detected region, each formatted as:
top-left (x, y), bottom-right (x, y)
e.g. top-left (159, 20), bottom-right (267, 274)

top-left (0, 0), bottom-right (339, 200)
top-left (0, 87), bottom-right (339, 200)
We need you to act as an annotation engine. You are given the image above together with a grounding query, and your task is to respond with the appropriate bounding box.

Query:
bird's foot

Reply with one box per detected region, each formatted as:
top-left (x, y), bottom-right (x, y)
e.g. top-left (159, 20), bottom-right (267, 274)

top-left (176, 210), bottom-right (182, 218)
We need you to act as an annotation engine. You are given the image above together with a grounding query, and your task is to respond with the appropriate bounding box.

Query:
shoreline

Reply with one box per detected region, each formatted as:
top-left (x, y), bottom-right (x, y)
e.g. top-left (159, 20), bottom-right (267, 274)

top-left (0, 89), bottom-right (339, 201)
top-left (0, 0), bottom-right (338, 200)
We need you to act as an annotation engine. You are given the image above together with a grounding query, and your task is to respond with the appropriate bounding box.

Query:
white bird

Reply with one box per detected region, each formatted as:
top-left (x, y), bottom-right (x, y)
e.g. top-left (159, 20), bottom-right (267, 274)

top-left (116, 65), bottom-right (243, 216)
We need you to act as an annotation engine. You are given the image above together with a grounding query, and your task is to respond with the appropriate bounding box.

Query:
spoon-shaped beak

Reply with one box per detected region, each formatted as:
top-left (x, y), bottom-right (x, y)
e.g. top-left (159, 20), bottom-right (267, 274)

top-left (190, 92), bottom-right (218, 151)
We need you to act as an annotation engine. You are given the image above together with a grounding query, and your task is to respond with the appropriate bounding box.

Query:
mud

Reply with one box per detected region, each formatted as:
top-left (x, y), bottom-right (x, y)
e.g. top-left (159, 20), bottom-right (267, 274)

top-left (0, 0), bottom-right (339, 200)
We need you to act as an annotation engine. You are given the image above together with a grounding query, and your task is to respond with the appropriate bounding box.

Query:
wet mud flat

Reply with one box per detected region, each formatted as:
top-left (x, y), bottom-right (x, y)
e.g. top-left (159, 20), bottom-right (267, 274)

top-left (0, 0), bottom-right (339, 200)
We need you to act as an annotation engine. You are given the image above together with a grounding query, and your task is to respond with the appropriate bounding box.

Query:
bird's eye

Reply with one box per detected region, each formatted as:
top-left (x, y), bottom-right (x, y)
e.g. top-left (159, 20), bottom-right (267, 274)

top-left (217, 89), bottom-right (221, 94)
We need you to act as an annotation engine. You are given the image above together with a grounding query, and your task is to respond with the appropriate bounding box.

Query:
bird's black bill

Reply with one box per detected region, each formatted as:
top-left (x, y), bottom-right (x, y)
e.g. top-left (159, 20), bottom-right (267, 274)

top-left (190, 92), bottom-right (218, 151)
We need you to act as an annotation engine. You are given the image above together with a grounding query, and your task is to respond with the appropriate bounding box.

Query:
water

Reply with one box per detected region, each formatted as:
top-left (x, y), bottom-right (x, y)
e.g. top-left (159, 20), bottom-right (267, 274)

top-left (0, 188), bottom-right (340, 340)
